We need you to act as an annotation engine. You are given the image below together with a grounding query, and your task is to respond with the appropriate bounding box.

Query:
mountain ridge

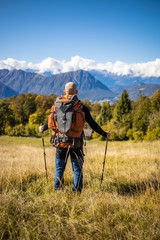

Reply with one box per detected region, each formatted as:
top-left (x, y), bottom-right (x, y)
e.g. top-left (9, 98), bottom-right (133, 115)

top-left (0, 69), bottom-right (159, 102)
top-left (0, 69), bottom-right (115, 101)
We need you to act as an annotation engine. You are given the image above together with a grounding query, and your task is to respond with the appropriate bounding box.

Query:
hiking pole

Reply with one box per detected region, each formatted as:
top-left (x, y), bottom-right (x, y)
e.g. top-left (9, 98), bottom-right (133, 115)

top-left (100, 139), bottom-right (108, 189)
top-left (41, 133), bottom-right (48, 182)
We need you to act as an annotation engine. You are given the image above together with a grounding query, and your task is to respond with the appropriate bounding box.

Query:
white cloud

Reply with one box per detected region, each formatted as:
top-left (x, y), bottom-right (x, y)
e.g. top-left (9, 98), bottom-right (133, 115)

top-left (1, 58), bottom-right (30, 70)
top-left (131, 59), bottom-right (160, 78)
top-left (34, 58), bottom-right (64, 74)
top-left (0, 56), bottom-right (160, 78)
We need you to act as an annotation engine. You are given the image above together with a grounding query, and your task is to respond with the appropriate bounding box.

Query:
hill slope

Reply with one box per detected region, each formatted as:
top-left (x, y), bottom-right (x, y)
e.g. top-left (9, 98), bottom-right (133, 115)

top-left (127, 83), bottom-right (160, 101)
top-left (0, 82), bottom-right (19, 99)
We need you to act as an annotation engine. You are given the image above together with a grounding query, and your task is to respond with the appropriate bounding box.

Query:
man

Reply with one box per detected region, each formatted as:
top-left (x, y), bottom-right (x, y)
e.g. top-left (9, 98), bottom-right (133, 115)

top-left (39, 82), bottom-right (110, 192)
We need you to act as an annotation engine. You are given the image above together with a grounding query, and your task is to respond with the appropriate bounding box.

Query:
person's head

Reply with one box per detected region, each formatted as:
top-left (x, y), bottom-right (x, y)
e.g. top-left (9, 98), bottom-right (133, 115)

top-left (64, 82), bottom-right (78, 95)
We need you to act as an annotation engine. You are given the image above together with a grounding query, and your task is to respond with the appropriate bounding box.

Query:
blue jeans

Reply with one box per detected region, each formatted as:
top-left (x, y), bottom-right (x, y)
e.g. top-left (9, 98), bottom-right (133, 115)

top-left (54, 147), bottom-right (84, 192)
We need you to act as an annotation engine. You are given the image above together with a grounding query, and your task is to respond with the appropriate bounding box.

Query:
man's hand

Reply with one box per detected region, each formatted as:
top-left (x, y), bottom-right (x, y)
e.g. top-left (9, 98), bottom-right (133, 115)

top-left (39, 126), bottom-right (44, 133)
top-left (106, 131), bottom-right (111, 139)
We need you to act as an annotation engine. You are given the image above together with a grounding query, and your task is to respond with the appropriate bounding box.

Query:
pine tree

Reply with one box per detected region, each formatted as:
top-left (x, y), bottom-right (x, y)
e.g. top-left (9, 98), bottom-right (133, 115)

top-left (23, 94), bottom-right (36, 123)
top-left (98, 101), bottom-right (111, 126)
top-left (14, 94), bottom-right (26, 124)
top-left (133, 96), bottom-right (152, 133)
top-left (151, 89), bottom-right (160, 112)
top-left (114, 89), bottom-right (131, 122)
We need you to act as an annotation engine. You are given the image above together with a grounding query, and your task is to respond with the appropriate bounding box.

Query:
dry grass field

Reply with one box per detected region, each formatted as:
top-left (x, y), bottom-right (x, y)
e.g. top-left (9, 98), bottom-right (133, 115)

top-left (0, 136), bottom-right (160, 240)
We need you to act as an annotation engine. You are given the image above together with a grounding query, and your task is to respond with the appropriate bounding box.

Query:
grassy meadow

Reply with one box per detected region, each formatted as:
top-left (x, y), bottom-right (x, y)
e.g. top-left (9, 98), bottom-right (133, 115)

top-left (0, 136), bottom-right (160, 240)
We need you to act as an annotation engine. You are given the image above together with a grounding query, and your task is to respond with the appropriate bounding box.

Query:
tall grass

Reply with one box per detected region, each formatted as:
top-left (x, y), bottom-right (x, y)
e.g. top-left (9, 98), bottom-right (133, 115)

top-left (0, 136), bottom-right (160, 240)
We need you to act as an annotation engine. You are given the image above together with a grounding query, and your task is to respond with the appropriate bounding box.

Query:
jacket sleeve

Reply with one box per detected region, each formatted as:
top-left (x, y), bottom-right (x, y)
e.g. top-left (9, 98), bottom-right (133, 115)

top-left (82, 105), bottom-right (107, 138)
top-left (42, 119), bottom-right (48, 132)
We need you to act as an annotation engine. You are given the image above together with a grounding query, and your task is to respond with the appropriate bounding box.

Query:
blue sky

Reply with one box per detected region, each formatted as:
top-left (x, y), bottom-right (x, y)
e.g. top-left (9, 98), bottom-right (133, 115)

top-left (0, 0), bottom-right (160, 63)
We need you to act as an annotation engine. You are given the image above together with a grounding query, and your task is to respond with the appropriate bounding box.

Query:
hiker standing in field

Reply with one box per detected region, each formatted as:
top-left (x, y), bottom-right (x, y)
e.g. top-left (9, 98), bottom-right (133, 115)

top-left (39, 82), bottom-right (110, 192)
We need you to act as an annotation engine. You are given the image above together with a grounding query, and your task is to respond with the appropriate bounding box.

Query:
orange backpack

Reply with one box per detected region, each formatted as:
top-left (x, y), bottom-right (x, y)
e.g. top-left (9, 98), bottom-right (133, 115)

top-left (48, 95), bottom-right (85, 148)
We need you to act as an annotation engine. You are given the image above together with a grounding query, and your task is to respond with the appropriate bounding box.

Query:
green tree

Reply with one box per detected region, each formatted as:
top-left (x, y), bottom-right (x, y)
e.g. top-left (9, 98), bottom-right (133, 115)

top-left (91, 101), bottom-right (101, 120)
top-left (151, 89), bottom-right (160, 112)
top-left (23, 94), bottom-right (36, 123)
top-left (46, 94), bottom-right (57, 109)
top-left (132, 93), bottom-right (145, 110)
top-left (114, 89), bottom-right (132, 122)
top-left (148, 111), bottom-right (160, 130)
top-left (82, 98), bottom-right (92, 111)
top-left (13, 94), bottom-right (26, 124)
top-left (91, 101), bottom-right (101, 115)
top-left (98, 101), bottom-right (111, 126)
top-left (109, 90), bottom-right (132, 140)
top-left (133, 96), bottom-right (152, 133)
top-left (29, 109), bottom-right (45, 125)
top-left (35, 95), bottom-right (47, 111)
top-left (0, 99), bottom-right (15, 134)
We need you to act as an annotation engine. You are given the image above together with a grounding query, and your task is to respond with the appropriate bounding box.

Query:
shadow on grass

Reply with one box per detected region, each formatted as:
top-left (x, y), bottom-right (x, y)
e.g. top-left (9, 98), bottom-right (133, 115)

top-left (103, 178), bottom-right (160, 195)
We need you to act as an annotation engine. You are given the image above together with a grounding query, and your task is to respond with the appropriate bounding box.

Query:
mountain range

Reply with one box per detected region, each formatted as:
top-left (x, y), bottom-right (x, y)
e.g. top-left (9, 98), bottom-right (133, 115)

top-left (89, 70), bottom-right (160, 93)
top-left (0, 69), bottom-right (159, 102)
top-left (0, 69), bottom-right (114, 101)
